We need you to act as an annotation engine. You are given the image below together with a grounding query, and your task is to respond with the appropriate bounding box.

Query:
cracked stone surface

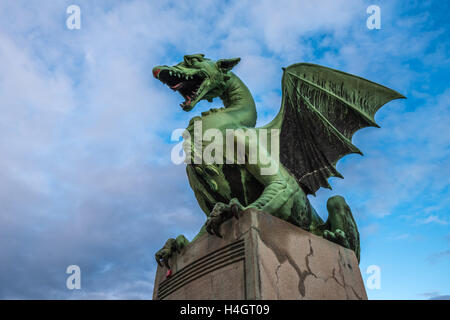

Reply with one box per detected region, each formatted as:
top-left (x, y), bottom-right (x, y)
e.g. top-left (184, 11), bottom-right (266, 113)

top-left (250, 209), bottom-right (367, 300)
top-left (153, 209), bottom-right (367, 300)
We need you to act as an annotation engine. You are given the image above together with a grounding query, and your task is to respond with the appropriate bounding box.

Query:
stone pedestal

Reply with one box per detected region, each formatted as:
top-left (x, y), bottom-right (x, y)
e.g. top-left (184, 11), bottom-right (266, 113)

top-left (153, 209), bottom-right (367, 300)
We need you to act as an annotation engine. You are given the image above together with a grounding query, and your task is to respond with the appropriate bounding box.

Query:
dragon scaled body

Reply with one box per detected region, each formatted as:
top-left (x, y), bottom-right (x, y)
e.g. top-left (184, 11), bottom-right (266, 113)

top-left (153, 54), bottom-right (404, 266)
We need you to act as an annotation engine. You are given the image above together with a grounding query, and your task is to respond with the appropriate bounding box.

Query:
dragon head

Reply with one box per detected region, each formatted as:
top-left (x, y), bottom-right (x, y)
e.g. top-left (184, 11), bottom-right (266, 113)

top-left (153, 54), bottom-right (240, 111)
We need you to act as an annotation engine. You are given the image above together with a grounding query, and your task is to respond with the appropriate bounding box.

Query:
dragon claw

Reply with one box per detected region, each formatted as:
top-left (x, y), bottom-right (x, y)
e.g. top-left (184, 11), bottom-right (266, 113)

top-left (205, 199), bottom-right (244, 238)
top-left (155, 247), bottom-right (171, 268)
top-left (231, 203), bottom-right (240, 220)
top-left (155, 235), bottom-right (189, 269)
top-left (205, 203), bottom-right (225, 237)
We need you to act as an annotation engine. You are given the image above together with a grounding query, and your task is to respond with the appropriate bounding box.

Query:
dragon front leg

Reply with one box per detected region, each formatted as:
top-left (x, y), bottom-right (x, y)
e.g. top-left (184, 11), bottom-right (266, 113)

top-left (246, 180), bottom-right (296, 217)
top-left (204, 131), bottom-right (304, 238)
top-left (204, 177), bottom-right (299, 239)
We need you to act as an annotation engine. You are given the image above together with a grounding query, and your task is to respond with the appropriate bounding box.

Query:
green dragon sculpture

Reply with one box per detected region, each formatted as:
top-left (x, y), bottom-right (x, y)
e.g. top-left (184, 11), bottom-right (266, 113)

top-left (153, 54), bottom-right (404, 267)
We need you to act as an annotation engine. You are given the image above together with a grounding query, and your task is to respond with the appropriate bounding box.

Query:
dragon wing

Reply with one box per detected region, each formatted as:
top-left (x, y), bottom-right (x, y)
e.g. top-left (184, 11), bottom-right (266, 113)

top-left (263, 63), bottom-right (405, 195)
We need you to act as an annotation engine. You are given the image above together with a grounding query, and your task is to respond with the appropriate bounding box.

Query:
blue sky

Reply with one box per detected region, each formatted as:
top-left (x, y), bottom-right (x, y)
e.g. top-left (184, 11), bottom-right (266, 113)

top-left (0, 0), bottom-right (448, 299)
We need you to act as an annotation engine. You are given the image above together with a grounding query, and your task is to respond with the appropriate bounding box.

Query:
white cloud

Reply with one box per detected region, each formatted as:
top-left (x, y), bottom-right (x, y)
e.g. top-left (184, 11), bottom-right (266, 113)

top-left (427, 250), bottom-right (450, 265)
top-left (417, 215), bottom-right (448, 226)
top-left (360, 223), bottom-right (380, 238)
top-left (0, 0), bottom-right (448, 299)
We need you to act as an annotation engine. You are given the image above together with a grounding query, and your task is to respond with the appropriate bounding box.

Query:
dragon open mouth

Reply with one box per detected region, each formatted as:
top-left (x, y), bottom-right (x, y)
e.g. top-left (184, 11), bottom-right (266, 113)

top-left (156, 69), bottom-right (206, 110)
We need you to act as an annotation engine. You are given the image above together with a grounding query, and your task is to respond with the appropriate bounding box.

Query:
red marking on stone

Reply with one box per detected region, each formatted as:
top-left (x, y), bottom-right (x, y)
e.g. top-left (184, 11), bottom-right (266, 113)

top-left (166, 269), bottom-right (172, 278)
top-left (153, 68), bottom-right (161, 78)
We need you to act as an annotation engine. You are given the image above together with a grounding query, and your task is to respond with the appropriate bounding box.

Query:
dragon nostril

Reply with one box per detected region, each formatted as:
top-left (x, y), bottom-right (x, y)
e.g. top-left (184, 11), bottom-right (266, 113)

top-left (153, 68), bottom-right (161, 78)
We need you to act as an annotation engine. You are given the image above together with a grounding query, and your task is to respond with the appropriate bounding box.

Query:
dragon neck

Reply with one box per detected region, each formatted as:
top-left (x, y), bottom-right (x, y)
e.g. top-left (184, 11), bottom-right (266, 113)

top-left (217, 73), bottom-right (257, 127)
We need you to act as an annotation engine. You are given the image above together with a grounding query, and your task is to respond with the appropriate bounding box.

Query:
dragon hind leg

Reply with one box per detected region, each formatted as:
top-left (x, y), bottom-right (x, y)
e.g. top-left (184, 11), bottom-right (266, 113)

top-left (322, 196), bottom-right (360, 262)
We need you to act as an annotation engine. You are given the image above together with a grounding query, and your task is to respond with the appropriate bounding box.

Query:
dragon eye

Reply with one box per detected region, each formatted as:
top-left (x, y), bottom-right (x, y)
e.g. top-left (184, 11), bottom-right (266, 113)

top-left (184, 54), bottom-right (205, 66)
top-left (184, 57), bottom-right (198, 66)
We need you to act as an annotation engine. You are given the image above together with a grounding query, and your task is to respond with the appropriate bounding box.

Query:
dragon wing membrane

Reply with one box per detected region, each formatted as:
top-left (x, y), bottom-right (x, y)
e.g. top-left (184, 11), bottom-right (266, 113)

top-left (264, 63), bottom-right (405, 195)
